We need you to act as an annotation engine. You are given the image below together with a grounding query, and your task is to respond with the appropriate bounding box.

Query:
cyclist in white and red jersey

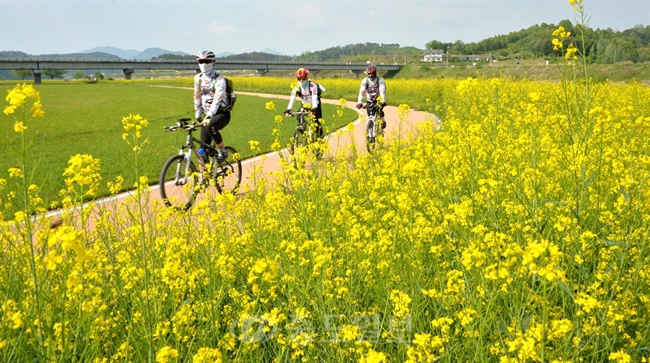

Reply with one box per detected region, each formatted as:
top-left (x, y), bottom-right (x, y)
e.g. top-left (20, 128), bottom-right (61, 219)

top-left (356, 64), bottom-right (387, 129)
top-left (284, 68), bottom-right (325, 138)
top-left (194, 50), bottom-right (231, 162)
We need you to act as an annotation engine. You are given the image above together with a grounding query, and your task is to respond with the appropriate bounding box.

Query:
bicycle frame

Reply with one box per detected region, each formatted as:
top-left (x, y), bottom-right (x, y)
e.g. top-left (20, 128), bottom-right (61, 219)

top-left (166, 119), bottom-right (211, 184)
top-left (286, 109), bottom-right (324, 163)
top-left (289, 110), bottom-right (319, 145)
top-left (294, 110), bottom-right (315, 135)
top-left (161, 118), bottom-right (242, 209)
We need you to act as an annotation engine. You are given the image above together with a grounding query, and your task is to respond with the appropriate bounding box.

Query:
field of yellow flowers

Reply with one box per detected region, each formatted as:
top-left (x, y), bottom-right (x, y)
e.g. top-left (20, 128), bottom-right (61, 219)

top-left (2, 3), bottom-right (650, 362)
top-left (3, 72), bottom-right (650, 362)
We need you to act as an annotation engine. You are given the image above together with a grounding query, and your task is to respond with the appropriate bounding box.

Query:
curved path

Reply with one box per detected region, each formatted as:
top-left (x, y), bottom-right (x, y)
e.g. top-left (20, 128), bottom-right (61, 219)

top-left (215, 91), bottom-right (437, 192)
top-left (47, 91), bottom-right (438, 228)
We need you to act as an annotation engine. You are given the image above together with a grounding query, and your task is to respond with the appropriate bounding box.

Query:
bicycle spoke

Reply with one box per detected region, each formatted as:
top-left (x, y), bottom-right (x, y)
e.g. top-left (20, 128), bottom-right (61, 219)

top-left (160, 154), bottom-right (198, 210)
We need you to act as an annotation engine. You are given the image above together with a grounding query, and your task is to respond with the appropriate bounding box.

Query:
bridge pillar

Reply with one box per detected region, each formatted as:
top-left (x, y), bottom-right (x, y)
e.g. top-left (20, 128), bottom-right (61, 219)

top-left (310, 69), bottom-right (320, 79)
top-left (122, 68), bottom-right (135, 80)
top-left (256, 69), bottom-right (268, 76)
top-left (32, 70), bottom-right (42, 84)
top-left (350, 70), bottom-right (363, 79)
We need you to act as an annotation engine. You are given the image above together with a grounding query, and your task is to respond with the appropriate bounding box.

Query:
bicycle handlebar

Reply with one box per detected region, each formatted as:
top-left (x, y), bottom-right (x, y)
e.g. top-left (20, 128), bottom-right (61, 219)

top-left (286, 110), bottom-right (313, 117)
top-left (163, 118), bottom-right (204, 132)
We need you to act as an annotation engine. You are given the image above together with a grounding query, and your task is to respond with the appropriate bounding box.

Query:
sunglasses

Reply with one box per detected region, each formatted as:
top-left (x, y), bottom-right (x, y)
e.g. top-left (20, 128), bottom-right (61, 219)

top-left (297, 77), bottom-right (307, 81)
top-left (198, 59), bottom-right (213, 64)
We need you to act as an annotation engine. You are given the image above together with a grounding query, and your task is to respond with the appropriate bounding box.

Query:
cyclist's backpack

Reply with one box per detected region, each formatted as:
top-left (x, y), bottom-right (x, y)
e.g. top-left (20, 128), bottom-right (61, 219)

top-left (217, 75), bottom-right (237, 111)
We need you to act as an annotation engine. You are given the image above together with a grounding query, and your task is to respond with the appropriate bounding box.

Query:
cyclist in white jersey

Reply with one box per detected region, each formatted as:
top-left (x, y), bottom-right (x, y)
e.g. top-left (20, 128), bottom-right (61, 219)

top-left (284, 68), bottom-right (324, 138)
top-left (194, 50), bottom-right (231, 162)
top-left (356, 64), bottom-right (387, 129)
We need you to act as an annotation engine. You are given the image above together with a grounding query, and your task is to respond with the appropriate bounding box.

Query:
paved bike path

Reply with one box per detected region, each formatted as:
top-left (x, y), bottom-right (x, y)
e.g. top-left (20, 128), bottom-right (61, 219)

top-left (47, 91), bottom-right (438, 228)
top-left (231, 92), bottom-right (437, 192)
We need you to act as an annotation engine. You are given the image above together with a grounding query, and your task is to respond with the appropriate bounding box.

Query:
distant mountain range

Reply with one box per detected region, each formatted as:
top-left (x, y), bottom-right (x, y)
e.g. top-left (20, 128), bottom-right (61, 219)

top-left (82, 46), bottom-right (141, 59)
top-left (80, 47), bottom-right (282, 59)
top-left (81, 46), bottom-right (190, 60)
top-left (0, 46), bottom-right (283, 60)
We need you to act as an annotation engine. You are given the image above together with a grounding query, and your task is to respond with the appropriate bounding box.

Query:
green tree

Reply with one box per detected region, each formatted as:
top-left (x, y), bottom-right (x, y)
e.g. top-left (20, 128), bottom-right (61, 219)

top-left (425, 40), bottom-right (446, 50)
top-left (12, 69), bottom-right (32, 80)
top-left (451, 40), bottom-right (465, 55)
top-left (72, 71), bottom-right (86, 80)
top-left (43, 69), bottom-right (67, 79)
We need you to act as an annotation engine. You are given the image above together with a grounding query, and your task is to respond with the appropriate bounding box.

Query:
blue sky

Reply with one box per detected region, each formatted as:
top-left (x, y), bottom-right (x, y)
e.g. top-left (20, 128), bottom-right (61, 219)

top-left (1, 0), bottom-right (648, 56)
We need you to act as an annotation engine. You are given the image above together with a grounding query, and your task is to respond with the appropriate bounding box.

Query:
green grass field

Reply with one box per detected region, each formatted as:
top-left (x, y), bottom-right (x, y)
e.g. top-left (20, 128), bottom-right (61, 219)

top-left (0, 80), bottom-right (357, 215)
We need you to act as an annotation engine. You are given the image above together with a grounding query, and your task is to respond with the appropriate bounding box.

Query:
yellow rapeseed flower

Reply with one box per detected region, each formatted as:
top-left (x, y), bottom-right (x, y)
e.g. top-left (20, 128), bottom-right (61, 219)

top-left (13, 121), bottom-right (27, 133)
top-left (155, 346), bottom-right (179, 363)
top-left (8, 167), bottom-right (23, 178)
top-left (565, 43), bottom-right (579, 60)
top-left (193, 347), bottom-right (223, 363)
top-left (359, 349), bottom-right (387, 363)
top-left (4, 83), bottom-right (44, 118)
top-left (249, 140), bottom-right (261, 152)
top-left (14, 211), bottom-right (26, 223)
top-left (10, 311), bottom-right (24, 329)
top-left (609, 349), bottom-right (632, 363)
top-left (30, 101), bottom-right (45, 118)
top-left (43, 250), bottom-right (63, 270)
top-left (5, 86), bottom-right (27, 107)
top-left (63, 154), bottom-right (102, 197)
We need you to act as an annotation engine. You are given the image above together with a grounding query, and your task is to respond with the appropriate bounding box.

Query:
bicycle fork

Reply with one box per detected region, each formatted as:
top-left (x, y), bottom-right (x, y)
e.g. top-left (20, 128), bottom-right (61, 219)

top-left (367, 116), bottom-right (377, 138)
top-left (175, 151), bottom-right (193, 185)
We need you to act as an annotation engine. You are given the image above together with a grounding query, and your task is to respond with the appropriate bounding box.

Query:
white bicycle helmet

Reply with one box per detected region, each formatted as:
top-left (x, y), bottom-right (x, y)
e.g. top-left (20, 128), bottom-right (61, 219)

top-left (197, 50), bottom-right (216, 61)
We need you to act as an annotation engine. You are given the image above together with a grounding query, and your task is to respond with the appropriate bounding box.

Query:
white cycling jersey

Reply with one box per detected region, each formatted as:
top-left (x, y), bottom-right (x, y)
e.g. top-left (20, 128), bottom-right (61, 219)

top-left (287, 81), bottom-right (321, 111)
top-left (194, 70), bottom-right (229, 119)
top-left (357, 76), bottom-right (387, 104)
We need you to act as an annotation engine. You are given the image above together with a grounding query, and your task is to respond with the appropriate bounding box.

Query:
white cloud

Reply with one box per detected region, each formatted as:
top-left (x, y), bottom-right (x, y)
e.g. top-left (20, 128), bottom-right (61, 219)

top-left (208, 21), bottom-right (236, 34)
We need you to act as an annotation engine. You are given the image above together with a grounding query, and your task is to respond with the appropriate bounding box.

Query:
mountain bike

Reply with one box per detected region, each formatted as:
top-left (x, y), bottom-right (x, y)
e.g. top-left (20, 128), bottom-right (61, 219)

top-left (159, 118), bottom-right (242, 210)
top-left (287, 108), bottom-right (323, 163)
top-left (363, 98), bottom-right (385, 152)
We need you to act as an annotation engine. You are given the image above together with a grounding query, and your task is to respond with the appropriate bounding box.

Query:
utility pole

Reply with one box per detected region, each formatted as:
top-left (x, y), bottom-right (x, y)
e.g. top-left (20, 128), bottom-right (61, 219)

top-left (446, 43), bottom-right (450, 67)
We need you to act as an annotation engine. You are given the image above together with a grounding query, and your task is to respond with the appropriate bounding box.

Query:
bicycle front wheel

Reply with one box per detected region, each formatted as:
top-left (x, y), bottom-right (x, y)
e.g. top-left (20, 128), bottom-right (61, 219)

top-left (289, 129), bottom-right (311, 167)
top-left (289, 129), bottom-right (307, 155)
top-left (366, 119), bottom-right (378, 152)
top-left (160, 154), bottom-right (198, 210)
top-left (213, 146), bottom-right (242, 195)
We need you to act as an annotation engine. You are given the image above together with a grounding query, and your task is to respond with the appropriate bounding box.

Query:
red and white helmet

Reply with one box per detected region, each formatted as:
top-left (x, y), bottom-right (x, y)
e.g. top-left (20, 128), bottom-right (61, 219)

top-left (295, 68), bottom-right (309, 79)
top-left (365, 64), bottom-right (377, 77)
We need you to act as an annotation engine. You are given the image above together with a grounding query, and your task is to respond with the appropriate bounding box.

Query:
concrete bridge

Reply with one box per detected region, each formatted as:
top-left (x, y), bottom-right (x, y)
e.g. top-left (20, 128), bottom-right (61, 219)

top-left (0, 58), bottom-right (402, 83)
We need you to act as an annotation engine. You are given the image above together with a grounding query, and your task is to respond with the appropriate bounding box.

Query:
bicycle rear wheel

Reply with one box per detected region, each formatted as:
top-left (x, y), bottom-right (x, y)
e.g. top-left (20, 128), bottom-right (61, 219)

top-left (160, 154), bottom-right (198, 210)
top-left (213, 146), bottom-right (242, 194)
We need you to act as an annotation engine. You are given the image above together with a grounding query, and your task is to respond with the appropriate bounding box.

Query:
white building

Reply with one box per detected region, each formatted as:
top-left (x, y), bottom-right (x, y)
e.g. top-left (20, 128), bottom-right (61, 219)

top-left (423, 49), bottom-right (445, 62)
